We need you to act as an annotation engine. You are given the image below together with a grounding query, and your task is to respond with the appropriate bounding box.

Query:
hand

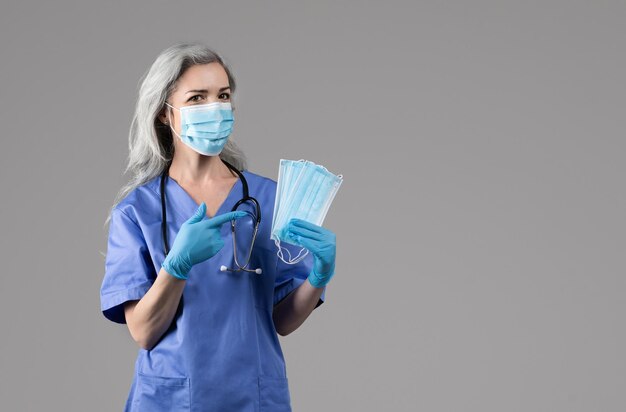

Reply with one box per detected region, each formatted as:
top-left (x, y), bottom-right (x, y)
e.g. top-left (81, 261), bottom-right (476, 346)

top-left (162, 203), bottom-right (247, 280)
top-left (285, 218), bottom-right (336, 288)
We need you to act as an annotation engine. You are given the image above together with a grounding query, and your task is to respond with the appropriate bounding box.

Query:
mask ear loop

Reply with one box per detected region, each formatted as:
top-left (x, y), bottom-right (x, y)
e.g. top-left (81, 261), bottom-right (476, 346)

top-left (165, 102), bottom-right (184, 141)
top-left (274, 238), bottom-right (309, 264)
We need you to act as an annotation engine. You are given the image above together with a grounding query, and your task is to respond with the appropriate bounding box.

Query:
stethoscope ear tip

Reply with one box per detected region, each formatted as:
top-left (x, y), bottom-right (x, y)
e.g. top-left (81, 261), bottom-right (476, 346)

top-left (255, 268), bottom-right (262, 274)
top-left (220, 265), bottom-right (228, 272)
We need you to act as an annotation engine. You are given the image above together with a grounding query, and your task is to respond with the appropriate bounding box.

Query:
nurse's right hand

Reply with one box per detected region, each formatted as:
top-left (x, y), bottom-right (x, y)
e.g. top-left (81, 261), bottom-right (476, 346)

top-left (161, 202), bottom-right (247, 280)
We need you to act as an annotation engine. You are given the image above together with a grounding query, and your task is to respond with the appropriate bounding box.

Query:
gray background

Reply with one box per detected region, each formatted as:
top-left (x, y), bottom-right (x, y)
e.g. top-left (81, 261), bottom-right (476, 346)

top-left (0, 1), bottom-right (624, 411)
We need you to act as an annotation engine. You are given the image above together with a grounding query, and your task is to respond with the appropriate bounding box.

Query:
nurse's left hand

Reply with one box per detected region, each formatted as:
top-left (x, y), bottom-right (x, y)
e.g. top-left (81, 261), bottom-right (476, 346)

top-left (286, 218), bottom-right (336, 288)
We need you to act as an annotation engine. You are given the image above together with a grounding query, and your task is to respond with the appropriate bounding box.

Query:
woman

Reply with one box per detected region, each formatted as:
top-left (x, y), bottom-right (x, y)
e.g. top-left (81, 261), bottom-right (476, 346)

top-left (100, 43), bottom-right (337, 411)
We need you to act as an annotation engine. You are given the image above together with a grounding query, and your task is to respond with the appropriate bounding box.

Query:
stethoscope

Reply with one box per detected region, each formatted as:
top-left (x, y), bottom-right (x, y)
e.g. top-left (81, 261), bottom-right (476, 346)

top-left (160, 158), bottom-right (263, 274)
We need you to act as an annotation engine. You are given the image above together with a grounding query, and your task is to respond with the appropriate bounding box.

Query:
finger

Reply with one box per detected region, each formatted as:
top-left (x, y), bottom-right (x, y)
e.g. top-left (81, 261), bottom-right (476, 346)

top-left (238, 210), bottom-right (256, 220)
top-left (288, 233), bottom-right (319, 254)
top-left (287, 224), bottom-right (324, 241)
top-left (290, 218), bottom-right (326, 234)
top-left (207, 210), bottom-right (248, 227)
top-left (187, 202), bottom-right (207, 224)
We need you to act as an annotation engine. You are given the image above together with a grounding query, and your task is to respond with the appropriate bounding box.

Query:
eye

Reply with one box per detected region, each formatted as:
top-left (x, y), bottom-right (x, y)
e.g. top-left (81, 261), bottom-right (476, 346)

top-left (187, 94), bottom-right (204, 102)
top-left (219, 92), bottom-right (231, 100)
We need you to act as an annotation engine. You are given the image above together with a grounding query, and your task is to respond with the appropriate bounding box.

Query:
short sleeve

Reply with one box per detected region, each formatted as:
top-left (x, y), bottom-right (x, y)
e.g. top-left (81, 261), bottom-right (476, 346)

top-left (100, 207), bottom-right (156, 324)
top-left (273, 242), bottom-right (326, 309)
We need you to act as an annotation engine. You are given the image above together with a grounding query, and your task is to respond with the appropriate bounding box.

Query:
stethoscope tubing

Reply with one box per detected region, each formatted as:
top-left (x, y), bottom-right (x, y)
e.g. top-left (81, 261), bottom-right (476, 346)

top-left (159, 158), bottom-right (262, 273)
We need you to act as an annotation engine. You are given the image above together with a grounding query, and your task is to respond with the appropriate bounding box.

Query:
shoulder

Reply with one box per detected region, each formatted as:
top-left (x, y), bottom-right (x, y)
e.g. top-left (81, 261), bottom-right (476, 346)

top-left (243, 169), bottom-right (276, 185)
top-left (242, 169), bottom-right (277, 191)
top-left (241, 170), bottom-right (279, 210)
top-left (113, 175), bottom-right (162, 225)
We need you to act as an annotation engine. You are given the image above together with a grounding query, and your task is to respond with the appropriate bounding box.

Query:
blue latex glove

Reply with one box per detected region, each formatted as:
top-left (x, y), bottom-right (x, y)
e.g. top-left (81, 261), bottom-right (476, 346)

top-left (162, 202), bottom-right (248, 280)
top-left (285, 218), bottom-right (336, 288)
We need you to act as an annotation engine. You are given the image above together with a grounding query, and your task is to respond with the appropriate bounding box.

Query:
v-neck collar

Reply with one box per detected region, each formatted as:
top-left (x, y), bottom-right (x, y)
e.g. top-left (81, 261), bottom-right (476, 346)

top-left (165, 171), bottom-right (246, 223)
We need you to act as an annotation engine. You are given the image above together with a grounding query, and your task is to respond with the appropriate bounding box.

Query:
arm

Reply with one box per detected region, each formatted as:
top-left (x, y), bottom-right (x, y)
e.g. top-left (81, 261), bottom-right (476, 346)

top-left (124, 206), bottom-right (247, 350)
top-left (273, 218), bottom-right (336, 336)
top-left (124, 267), bottom-right (186, 350)
top-left (272, 278), bottom-right (325, 336)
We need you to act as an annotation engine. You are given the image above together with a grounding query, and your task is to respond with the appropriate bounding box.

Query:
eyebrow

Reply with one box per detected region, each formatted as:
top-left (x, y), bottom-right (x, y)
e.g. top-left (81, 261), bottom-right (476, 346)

top-left (185, 86), bottom-right (231, 94)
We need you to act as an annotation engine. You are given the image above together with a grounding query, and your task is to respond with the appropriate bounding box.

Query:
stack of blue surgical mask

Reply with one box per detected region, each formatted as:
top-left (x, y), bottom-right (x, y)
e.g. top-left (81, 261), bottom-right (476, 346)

top-left (271, 159), bottom-right (344, 264)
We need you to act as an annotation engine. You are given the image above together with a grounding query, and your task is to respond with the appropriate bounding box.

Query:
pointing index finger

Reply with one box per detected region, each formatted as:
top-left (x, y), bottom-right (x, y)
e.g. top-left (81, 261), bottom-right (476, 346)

top-left (207, 211), bottom-right (248, 227)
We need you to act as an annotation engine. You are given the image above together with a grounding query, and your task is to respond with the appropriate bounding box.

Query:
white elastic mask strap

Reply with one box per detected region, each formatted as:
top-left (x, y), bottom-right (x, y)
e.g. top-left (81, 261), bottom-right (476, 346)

top-left (169, 123), bottom-right (183, 141)
top-left (165, 104), bottom-right (183, 140)
top-left (275, 238), bottom-right (309, 265)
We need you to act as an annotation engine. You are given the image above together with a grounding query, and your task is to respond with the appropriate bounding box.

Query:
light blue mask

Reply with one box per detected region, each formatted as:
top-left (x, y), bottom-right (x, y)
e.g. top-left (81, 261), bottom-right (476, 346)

top-left (165, 101), bottom-right (234, 156)
top-left (271, 159), bottom-right (343, 264)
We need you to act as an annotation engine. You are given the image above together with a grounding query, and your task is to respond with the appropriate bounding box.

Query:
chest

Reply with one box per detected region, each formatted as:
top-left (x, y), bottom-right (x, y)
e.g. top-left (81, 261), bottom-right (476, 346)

top-left (181, 177), bottom-right (239, 218)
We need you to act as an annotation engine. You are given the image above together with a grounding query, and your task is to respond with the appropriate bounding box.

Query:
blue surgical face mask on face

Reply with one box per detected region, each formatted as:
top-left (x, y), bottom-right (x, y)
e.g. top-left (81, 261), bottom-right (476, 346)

top-left (165, 101), bottom-right (234, 156)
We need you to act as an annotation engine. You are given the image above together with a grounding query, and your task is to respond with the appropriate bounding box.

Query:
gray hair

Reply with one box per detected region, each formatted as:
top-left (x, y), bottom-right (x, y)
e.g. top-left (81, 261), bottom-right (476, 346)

top-left (104, 42), bottom-right (247, 228)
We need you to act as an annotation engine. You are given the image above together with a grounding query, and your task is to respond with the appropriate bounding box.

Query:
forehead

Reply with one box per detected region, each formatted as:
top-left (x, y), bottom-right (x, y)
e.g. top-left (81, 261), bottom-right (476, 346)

top-left (175, 62), bottom-right (229, 90)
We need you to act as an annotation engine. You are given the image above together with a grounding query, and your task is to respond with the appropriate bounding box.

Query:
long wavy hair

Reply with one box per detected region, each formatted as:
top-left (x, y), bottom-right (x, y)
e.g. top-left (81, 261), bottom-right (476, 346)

top-left (104, 43), bottom-right (248, 228)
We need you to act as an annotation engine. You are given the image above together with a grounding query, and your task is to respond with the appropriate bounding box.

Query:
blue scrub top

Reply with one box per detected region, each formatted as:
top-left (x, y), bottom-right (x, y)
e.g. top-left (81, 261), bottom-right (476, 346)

top-left (100, 169), bottom-right (326, 412)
